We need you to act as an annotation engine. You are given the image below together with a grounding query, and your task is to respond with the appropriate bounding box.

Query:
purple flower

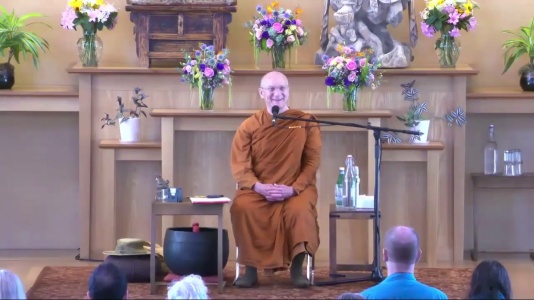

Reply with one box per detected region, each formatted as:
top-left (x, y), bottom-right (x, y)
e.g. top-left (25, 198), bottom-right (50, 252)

top-left (200, 44), bottom-right (207, 50)
top-left (203, 67), bottom-right (215, 78)
top-left (468, 17), bottom-right (477, 30)
top-left (216, 63), bottom-right (224, 70)
top-left (344, 79), bottom-right (351, 87)
top-left (272, 22), bottom-right (284, 33)
top-left (321, 54), bottom-right (329, 62)
top-left (261, 20), bottom-right (267, 26)
top-left (199, 64), bottom-right (206, 71)
top-left (325, 77), bottom-right (335, 86)
top-left (256, 4), bottom-right (262, 12)
top-left (273, 11), bottom-right (279, 17)
top-left (449, 27), bottom-right (460, 38)
top-left (442, 5), bottom-right (455, 14)
top-left (420, 21), bottom-right (435, 38)
top-left (285, 20), bottom-right (291, 26)
top-left (261, 31), bottom-right (269, 39)
top-left (448, 10), bottom-right (460, 25)
top-left (195, 50), bottom-right (201, 57)
top-left (283, 13), bottom-right (290, 18)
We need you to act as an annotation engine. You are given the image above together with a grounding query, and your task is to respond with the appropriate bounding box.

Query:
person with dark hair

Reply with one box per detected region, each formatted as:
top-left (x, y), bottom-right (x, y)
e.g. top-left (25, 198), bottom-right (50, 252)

top-left (467, 260), bottom-right (512, 299)
top-left (87, 262), bottom-right (128, 299)
top-left (360, 226), bottom-right (447, 299)
top-left (337, 292), bottom-right (364, 299)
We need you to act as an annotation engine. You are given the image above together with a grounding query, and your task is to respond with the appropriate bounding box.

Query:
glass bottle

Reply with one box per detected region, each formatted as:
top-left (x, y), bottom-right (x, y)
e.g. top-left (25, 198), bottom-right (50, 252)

top-left (483, 125), bottom-right (498, 175)
top-left (343, 155), bottom-right (356, 208)
top-left (335, 167), bottom-right (344, 207)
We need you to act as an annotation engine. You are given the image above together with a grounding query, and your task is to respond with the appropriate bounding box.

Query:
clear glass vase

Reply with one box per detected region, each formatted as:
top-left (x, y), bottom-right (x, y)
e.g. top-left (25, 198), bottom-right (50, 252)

top-left (343, 88), bottom-right (358, 112)
top-left (200, 86), bottom-right (214, 110)
top-left (77, 31), bottom-right (103, 67)
top-left (435, 33), bottom-right (461, 68)
top-left (271, 44), bottom-right (286, 69)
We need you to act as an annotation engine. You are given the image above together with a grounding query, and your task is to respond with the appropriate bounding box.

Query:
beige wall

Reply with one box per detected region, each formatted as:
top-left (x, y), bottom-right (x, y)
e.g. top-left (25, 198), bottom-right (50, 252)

top-left (3, 0), bottom-right (534, 89)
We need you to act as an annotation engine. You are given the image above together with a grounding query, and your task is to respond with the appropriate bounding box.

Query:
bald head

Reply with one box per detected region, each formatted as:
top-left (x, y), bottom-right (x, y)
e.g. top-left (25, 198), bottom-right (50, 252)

top-left (260, 71), bottom-right (288, 87)
top-left (384, 226), bottom-right (420, 264)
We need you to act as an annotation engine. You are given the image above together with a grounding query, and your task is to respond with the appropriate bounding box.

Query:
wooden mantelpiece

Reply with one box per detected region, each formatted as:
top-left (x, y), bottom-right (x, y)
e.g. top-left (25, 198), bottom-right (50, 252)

top-left (467, 87), bottom-right (534, 114)
top-left (67, 64), bottom-right (478, 76)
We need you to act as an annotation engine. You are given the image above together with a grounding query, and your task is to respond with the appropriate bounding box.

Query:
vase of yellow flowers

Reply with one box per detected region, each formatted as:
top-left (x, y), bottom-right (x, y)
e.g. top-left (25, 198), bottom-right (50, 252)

top-left (246, 1), bottom-right (307, 69)
top-left (420, 0), bottom-right (479, 68)
top-left (60, 0), bottom-right (118, 67)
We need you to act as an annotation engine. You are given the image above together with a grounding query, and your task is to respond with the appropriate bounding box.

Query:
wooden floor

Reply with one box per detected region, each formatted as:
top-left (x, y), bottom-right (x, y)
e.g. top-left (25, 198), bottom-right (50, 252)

top-left (1, 250), bottom-right (533, 298)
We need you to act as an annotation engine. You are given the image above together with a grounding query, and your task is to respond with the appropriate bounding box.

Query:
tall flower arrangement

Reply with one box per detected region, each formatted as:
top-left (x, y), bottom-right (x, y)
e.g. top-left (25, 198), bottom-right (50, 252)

top-left (180, 43), bottom-right (233, 110)
top-left (245, 1), bottom-right (307, 69)
top-left (60, 0), bottom-right (118, 67)
top-left (420, 0), bottom-right (479, 67)
top-left (321, 47), bottom-right (381, 112)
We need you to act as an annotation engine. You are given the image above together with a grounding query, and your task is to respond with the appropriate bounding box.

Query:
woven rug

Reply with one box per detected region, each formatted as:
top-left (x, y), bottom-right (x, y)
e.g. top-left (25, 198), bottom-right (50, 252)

top-left (27, 265), bottom-right (472, 299)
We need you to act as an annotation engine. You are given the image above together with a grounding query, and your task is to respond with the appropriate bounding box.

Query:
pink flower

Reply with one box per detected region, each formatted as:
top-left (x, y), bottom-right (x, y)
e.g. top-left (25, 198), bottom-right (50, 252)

top-left (420, 21), bottom-right (434, 38)
top-left (359, 59), bottom-right (367, 67)
top-left (184, 65), bottom-right (192, 73)
top-left (326, 57), bottom-right (333, 65)
top-left (287, 35), bottom-right (295, 43)
top-left (266, 39), bottom-right (274, 48)
top-left (343, 47), bottom-right (352, 54)
top-left (60, 6), bottom-right (77, 30)
top-left (223, 64), bottom-right (231, 74)
top-left (447, 10), bottom-right (460, 25)
top-left (468, 17), bottom-right (477, 30)
top-left (346, 60), bottom-right (357, 71)
top-left (297, 27), bottom-right (304, 36)
top-left (190, 60), bottom-right (197, 66)
top-left (449, 27), bottom-right (460, 38)
top-left (203, 67), bottom-right (215, 78)
top-left (335, 57), bottom-right (343, 63)
top-left (88, 9), bottom-right (100, 22)
top-left (224, 59), bottom-right (230, 65)
top-left (295, 19), bottom-right (302, 26)
top-left (272, 22), bottom-right (284, 33)
top-left (348, 71), bottom-right (357, 82)
top-left (255, 29), bottom-right (263, 40)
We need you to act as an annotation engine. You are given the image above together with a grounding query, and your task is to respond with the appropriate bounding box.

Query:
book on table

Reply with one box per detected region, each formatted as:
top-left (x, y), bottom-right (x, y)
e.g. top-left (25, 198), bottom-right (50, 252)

top-left (190, 196), bottom-right (231, 204)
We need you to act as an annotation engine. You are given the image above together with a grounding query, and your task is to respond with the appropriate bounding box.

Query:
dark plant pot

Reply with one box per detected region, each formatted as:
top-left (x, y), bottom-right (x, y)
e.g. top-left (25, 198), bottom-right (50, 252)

top-left (163, 227), bottom-right (229, 277)
top-left (520, 69), bottom-right (534, 92)
top-left (0, 63), bottom-right (14, 89)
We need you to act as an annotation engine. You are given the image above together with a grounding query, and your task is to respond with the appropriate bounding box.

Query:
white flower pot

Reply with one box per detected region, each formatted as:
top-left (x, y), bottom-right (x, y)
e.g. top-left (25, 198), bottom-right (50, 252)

top-left (411, 120), bottom-right (430, 143)
top-left (119, 117), bottom-right (140, 142)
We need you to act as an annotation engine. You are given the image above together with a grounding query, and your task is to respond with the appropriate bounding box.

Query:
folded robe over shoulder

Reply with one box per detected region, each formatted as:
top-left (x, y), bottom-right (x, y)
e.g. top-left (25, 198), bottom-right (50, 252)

top-left (229, 108), bottom-right (322, 270)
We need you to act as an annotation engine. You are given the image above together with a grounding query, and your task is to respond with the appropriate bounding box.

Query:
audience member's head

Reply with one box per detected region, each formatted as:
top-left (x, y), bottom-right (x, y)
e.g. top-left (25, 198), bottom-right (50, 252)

top-left (167, 274), bottom-right (208, 299)
top-left (337, 292), bottom-right (364, 299)
top-left (87, 262), bottom-right (128, 299)
top-left (468, 260), bottom-right (511, 299)
top-left (383, 225), bottom-right (421, 273)
top-left (0, 269), bottom-right (26, 299)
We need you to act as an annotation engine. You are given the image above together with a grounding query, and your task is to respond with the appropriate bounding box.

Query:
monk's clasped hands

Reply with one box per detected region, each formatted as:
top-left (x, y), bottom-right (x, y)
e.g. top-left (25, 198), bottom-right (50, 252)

top-left (254, 182), bottom-right (296, 202)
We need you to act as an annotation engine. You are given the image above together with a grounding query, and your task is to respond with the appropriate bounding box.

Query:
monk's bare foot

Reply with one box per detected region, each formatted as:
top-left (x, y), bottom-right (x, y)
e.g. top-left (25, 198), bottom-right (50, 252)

top-left (290, 252), bottom-right (310, 288)
top-left (234, 266), bottom-right (258, 288)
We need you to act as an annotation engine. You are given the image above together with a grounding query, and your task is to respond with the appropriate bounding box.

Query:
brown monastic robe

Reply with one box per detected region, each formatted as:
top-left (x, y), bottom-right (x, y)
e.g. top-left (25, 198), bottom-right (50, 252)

top-left (230, 107), bottom-right (322, 271)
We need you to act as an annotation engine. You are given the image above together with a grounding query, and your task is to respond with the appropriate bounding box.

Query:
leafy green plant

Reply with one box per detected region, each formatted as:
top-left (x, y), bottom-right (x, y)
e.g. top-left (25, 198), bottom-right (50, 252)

top-left (101, 87), bottom-right (149, 129)
top-left (0, 6), bottom-right (50, 68)
top-left (502, 18), bottom-right (534, 74)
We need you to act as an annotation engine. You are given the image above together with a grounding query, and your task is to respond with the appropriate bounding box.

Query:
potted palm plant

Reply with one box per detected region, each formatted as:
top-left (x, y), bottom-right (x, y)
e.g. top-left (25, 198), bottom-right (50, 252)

top-left (0, 6), bottom-right (50, 89)
top-left (502, 18), bottom-right (534, 91)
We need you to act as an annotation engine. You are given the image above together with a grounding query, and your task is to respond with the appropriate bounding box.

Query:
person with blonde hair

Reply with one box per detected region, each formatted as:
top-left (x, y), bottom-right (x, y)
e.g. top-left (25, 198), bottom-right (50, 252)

top-left (0, 269), bottom-right (26, 299)
top-left (167, 274), bottom-right (209, 299)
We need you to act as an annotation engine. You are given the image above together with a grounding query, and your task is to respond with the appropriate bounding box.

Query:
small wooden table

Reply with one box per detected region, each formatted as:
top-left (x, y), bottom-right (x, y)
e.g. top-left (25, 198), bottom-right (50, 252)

top-left (150, 200), bottom-right (226, 294)
top-left (470, 173), bottom-right (534, 261)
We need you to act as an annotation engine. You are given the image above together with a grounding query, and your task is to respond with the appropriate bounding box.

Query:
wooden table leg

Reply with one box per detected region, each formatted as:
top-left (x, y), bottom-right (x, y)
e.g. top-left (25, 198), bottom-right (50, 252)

top-left (217, 211), bottom-right (224, 293)
top-left (329, 214), bottom-right (337, 275)
top-left (426, 150), bottom-right (440, 266)
top-left (150, 210), bottom-right (156, 294)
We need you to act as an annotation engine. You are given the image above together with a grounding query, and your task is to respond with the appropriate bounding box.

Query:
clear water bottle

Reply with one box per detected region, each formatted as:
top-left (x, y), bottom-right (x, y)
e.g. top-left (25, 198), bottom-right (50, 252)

top-left (335, 167), bottom-right (344, 207)
top-left (343, 155), bottom-right (356, 208)
top-left (483, 125), bottom-right (498, 175)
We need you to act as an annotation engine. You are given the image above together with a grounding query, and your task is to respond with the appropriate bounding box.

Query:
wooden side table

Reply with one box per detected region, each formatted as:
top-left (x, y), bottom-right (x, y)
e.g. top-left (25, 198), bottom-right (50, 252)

top-left (150, 200), bottom-right (227, 294)
top-left (470, 173), bottom-right (534, 261)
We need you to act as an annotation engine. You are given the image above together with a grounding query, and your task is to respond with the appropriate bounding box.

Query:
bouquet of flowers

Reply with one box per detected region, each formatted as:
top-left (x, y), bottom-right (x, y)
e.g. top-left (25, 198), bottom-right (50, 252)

top-left (60, 0), bottom-right (118, 66)
top-left (180, 43), bottom-right (233, 110)
top-left (245, 1), bottom-right (307, 69)
top-left (321, 47), bottom-right (381, 111)
top-left (420, 0), bottom-right (479, 67)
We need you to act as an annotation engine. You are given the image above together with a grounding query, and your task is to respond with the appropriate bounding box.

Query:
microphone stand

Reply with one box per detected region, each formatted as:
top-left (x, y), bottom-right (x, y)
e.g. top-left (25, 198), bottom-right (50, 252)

top-left (273, 112), bottom-right (420, 286)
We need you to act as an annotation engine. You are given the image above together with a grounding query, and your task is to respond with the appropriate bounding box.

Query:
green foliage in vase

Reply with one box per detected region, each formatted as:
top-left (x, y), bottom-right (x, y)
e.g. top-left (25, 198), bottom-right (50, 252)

top-left (0, 6), bottom-right (50, 68)
top-left (101, 87), bottom-right (149, 129)
top-left (502, 18), bottom-right (534, 74)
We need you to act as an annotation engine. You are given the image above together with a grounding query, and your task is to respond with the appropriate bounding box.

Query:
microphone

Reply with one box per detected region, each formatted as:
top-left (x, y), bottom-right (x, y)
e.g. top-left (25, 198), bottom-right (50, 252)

top-left (271, 105), bottom-right (280, 126)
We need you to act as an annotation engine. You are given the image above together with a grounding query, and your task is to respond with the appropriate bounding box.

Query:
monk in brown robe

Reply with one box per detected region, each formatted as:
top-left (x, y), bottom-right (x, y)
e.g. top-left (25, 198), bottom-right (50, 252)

top-left (230, 71), bottom-right (322, 288)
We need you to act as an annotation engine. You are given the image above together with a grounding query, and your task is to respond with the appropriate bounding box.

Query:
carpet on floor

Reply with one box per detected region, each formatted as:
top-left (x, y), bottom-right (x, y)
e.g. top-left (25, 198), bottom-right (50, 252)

top-left (27, 265), bottom-right (472, 299)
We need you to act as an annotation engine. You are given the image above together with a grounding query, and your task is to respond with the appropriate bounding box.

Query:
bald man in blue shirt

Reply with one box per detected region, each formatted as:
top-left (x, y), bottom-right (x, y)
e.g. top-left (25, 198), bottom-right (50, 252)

top-left (360, 226), bottom-right (447, 299)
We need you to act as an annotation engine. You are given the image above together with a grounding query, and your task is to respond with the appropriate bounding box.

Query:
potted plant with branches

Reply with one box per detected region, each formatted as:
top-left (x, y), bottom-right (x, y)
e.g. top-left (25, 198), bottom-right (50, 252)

top-left (502, 18), bottom-right (534, 91)
top-left (0, 6), bottom-right (50, 89)
top-left (384, 80), bottom-right (467, 144)
top-left (101, 87), bottom-right (149, 142)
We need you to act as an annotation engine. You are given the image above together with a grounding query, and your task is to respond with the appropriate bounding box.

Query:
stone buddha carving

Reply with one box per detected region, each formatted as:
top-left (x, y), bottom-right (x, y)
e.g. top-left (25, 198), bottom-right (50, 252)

top-left (316, 0), bottom-right (418, 68)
